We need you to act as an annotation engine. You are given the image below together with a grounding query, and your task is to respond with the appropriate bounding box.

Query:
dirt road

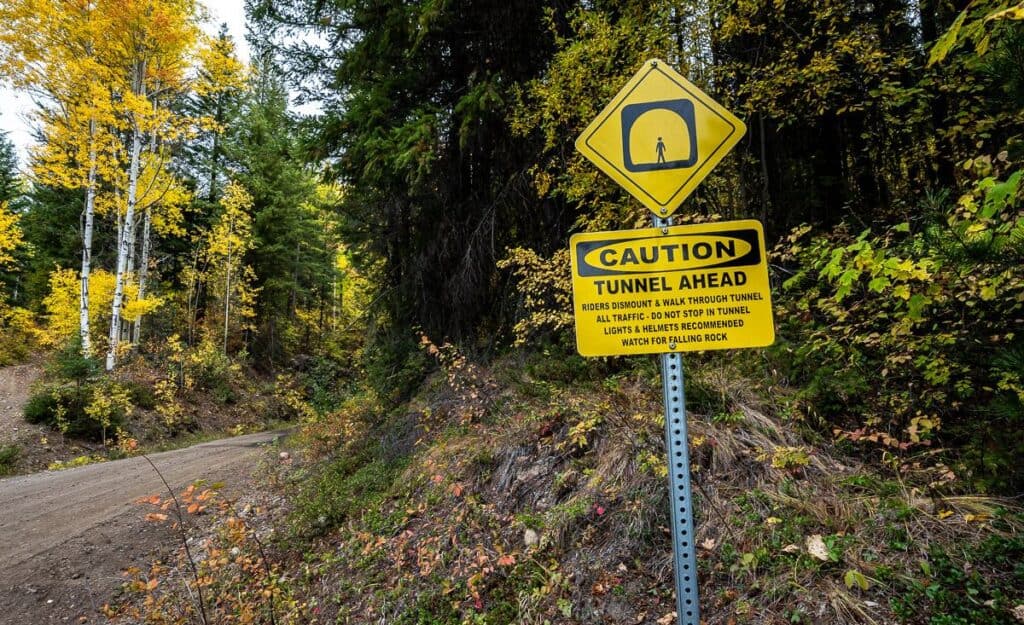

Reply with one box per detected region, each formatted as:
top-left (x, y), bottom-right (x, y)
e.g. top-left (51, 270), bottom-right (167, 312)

top-left (0, 429), bottom-right (287, 624)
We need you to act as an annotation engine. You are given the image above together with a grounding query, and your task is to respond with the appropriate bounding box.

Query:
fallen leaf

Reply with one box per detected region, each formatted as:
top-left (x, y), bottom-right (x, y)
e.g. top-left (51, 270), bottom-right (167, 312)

top-left (497, 554), bottom-right (516, 567)
top-left (781, 543), bottom-right (800, 554)
top-left (844, 568), bottom-right (869, 591)
top-left (700, 537), bottom-right (717, 551)
top-left (657, 612), bottom-right (677, 625)
top-left (765, 516), bottom-right (782, 526)
top-left (1013, 605), bottom-right (1024, 622)
top-left (806, 534), bottom-right (830, 561)
top-left (144, 513), bottom-right (169, 523)
top-left (937, 510), bottom-right (954, 520)
top-left (452, 483), bottom-right (463, 497)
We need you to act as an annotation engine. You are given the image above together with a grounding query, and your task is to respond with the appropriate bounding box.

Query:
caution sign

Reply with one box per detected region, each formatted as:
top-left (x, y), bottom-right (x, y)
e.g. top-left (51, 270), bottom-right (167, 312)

top-left (569, 220), bottom-right (774, 357)
top-left (575, 59), bottom-right (746, 218)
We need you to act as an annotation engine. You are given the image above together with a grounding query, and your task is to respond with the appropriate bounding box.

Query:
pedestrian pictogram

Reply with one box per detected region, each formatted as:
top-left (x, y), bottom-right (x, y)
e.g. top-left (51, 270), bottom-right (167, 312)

top-left (576, 59), bottom-right (746, 218)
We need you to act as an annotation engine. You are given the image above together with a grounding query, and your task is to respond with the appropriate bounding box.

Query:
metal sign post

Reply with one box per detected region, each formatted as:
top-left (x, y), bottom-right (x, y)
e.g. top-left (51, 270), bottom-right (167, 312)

top-left (571, 59), bottom-right (773, 625)
top-left (654, 215), bottom-right (700, 625)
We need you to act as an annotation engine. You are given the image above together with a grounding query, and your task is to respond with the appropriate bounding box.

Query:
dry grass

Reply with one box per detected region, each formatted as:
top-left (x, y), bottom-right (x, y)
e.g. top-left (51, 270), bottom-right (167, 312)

top-left (120, 349), bottom-right (1024, 625)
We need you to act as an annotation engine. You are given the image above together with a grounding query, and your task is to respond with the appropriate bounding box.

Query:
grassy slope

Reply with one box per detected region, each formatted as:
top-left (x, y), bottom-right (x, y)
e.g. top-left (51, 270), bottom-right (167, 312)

top-left (284, 348), bottom-right (1024, 625)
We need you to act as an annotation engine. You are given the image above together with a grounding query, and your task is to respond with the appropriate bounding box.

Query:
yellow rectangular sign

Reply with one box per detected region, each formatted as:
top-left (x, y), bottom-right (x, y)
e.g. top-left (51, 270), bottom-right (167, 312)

top-left (569, 220), bottom-right (775, 357)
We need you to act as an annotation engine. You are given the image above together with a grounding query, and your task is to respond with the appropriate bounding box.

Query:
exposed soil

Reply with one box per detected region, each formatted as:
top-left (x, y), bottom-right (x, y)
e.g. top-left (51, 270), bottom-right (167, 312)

top-left (0, 365), bottom-right (39, 442)
top-left (0, 363), bottom-right (112, 473)
top-left (0, 429), bottom-right (287, 625)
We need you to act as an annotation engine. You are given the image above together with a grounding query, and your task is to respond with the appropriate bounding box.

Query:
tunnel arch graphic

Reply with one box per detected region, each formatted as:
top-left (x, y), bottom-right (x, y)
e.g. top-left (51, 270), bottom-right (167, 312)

top-left (621, 99), bottom-right (698, 172)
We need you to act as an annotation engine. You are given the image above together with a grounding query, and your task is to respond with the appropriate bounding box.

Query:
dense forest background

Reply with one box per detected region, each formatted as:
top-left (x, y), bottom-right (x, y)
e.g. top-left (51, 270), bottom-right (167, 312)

top-left (247, 0), bottom-right (1024, 490)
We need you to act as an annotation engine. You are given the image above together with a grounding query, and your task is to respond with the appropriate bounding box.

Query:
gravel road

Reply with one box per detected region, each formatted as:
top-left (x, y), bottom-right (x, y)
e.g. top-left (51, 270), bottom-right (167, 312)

top-left (0, 429), bottom-right (287, 624)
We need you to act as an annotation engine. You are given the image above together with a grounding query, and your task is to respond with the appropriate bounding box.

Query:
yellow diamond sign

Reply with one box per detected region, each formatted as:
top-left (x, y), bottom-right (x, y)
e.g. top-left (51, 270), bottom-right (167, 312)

top-left (576, 59), bottom-right (746, 217)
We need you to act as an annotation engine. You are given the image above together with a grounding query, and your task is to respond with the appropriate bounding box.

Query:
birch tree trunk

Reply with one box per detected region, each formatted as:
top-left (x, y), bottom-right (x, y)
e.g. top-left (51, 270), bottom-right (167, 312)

top-left (131, 207), bottom-right (151, 344)
top-left (131, 101), bottom-right (159, 347)
top-left (79, 117), bottom-right (97, 356)
top-left (223, 215), bottom-right (233, 355)
top-left (107, 61), bottom-right (146, 371)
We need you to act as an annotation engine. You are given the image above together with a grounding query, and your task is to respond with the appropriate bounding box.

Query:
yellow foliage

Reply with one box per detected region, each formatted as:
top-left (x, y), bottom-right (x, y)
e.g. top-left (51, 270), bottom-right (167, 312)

top-left (207, 181), bottom-right (254, 257)
top-left (193, 34), bottom-right (247, 98)
top-left (0, 304), bottom-right (41, 365)
top-left (0, 201), bottom-right (23, 270)
top-left (770, 446), bottom-right (811, 470)
top-left (201, 182), bottom-right (260, 345)
top-left (85, 382), bottom-right (133, 444)
top-left (334, 246), bottom-right (371, 323)
top-left (41, 268), bottom-right (161, 346)
top-left (497, 247), bottom-right (573, 346)
top-left (154, 378), bottom-right (183, 427)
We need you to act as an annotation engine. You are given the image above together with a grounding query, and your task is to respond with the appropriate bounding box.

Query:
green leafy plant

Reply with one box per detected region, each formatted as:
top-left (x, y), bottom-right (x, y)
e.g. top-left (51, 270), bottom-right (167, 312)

top-left (0, 444), bottom-right (19, 476)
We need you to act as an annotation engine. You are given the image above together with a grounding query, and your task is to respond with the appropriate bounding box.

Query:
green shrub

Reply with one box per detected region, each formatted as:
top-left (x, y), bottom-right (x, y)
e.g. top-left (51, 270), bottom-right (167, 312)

top-left (46, 335), bottom-right (100, 385)
top-left (524, 343), bottom-right (598, 384)
top-left (293, 448), bottom-right (407, 534)
top-left (23, 388), bottom-right (59, 424)
top-left (303, 356), bottom-right (349, 413)
top-left (185, 339), bottom-right (239, 403)
top-left (772, 162), bottom-right (1024, 491)
top-left (362, 332), bottom-right (430, 405)
top-left (891, 529), bottom-right (1024, 625)
top-left (124, 381), bottom-right (157, 410)
top-left (0, 444), bottom-right (19, 476)
top-left (23, 383), bottom-right (125, 441)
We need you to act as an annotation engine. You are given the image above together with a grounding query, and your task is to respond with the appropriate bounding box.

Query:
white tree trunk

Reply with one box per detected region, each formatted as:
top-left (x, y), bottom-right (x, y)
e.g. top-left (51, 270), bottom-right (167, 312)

top-left (131, 207), bottom-right (151, 344)
top-left (131, 104), bottom-right (159, 347)
top-left (79, 118), bottom-right (97, 356)
top-left (223, 216), bottom-right (233, 355)
top-left (107, 63), bottom-right (146, 371)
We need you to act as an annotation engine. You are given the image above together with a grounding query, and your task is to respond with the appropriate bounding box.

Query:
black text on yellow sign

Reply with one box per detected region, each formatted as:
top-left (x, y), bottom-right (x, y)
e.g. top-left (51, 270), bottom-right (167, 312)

top-left (569, 220), bottom-right (775, 357)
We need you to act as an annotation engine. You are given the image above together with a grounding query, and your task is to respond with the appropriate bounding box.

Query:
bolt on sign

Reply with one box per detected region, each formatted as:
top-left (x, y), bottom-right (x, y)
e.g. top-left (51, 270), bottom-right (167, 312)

top-left (575, 59), bottom-right (746, 218)
top-left (572, 59), bottom-right (774, 625)
top-left (570, 220), bottom-right (774, 357)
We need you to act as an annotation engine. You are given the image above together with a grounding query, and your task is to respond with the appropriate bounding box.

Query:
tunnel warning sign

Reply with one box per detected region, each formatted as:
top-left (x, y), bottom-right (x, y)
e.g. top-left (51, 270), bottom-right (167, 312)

top-left (575, 58), bottom-right (746, 218)
top-left (569, 220), bottom-right (775, 356)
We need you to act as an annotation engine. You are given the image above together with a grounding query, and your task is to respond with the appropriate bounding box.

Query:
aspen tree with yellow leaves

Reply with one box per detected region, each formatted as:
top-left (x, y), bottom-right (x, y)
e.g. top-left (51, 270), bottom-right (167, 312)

top-left (0, 201), bottom-right (35, 364)
top-left (1, 0), bottom-right (242, 367)
top-left (0, 0), bottom-right (121, 355)
top-left (101, 0), bottom-right (204, 370)
top-left (205, 181), bottom-right (258, 354)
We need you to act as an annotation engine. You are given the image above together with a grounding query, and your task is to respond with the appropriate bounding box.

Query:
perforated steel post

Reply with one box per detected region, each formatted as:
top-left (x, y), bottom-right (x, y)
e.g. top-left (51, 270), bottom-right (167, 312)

top-left (654, 215), bottom-right (701, 625)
